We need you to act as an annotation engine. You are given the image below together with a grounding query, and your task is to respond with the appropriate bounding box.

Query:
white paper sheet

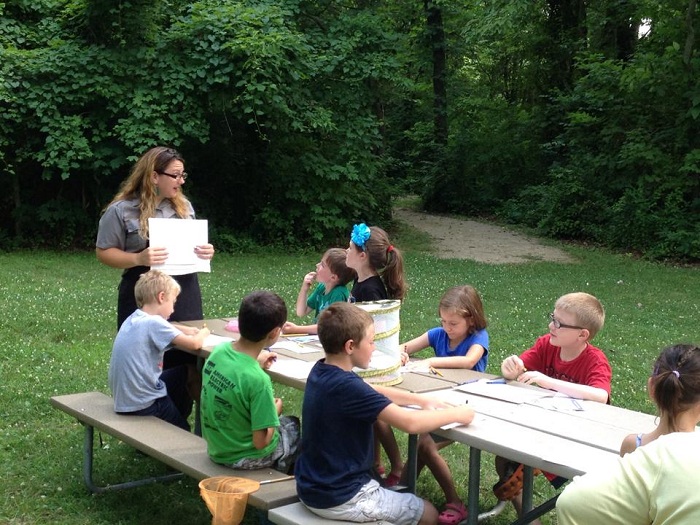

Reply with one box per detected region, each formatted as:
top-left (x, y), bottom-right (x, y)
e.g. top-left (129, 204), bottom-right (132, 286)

top-left (148, 218), bottom-right (210, 275)
top-left (454, 378), bottom-right (553, 404)
top-left (270, 340), bottom-right (320, 354)
top-left (527, 394), bottom-right (585, 412)
top-left (269, 358), bottom-right (316, 380)
top-left (203, 334), bottom-right (234, 349)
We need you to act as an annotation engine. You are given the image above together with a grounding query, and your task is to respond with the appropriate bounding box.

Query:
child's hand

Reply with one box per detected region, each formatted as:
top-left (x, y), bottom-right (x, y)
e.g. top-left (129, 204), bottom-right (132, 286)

top-left (274, 397), bottom-right (283, 415)
top-left (282, 322), bottom-right (301, 334)
top-left (302, 271), bottom-right (317, 285)
top-left (501, 355), bottom-right (525, 379)
top-left (258, 349), bottom-right (278, 369)
top-left (517, 370), bottom-right (546, 387)
top-left (454, 405), bottom-right (476, 425)
top-left (400, 350), bottom-right (410, 365)
top-left (415, 395), bottom-right (452, 411)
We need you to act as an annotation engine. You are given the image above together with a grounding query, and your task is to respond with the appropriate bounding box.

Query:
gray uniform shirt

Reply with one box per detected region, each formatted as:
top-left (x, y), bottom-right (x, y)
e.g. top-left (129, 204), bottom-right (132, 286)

top-left (96, 197), bottom-right (196, 255)
top-left (108, 309), bottom-right (182, 412)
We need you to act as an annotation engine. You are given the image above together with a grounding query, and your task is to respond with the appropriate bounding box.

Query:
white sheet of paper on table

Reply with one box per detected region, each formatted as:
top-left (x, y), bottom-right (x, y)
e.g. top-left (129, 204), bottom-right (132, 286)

top-left (269, 358), bottom-right (316, 380)
top-left (527, 394), bottom-right (585, 412)
top-left (286, 335), bottom-right (320, 344)
top-left (402, 361), bottom-right (431, 374)
top-left (454, 379), bottom-right (553, 404)
top-left (203, 334), bottom-right (234, 348)
top-left (148, 218), bottom-right (210, 275)
top-left (270, 340), bottom-right (320, 354)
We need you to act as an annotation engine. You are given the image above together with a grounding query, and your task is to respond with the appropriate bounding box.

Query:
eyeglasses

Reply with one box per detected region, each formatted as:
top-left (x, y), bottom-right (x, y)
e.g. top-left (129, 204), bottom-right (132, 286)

top-left (157, 170), bottom-right (188, 181)
top-left (549, 312), bottom-right (584, 330)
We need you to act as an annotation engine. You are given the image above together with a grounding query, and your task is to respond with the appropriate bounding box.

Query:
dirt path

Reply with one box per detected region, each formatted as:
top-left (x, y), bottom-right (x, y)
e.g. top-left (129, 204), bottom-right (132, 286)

top-left (393, 208), bottom-right (575, 264)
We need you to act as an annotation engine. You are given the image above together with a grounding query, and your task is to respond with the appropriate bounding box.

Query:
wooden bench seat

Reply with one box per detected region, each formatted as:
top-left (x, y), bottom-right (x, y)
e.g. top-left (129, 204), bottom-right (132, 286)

top-left (50, 391), bottom-right (298, 512)
top-left (268, 501), bottom-right (395, 525)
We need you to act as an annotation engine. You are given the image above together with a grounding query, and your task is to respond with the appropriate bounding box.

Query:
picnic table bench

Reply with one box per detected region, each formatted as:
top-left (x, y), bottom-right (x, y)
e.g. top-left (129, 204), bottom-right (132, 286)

top-left (50, 391), bottom-right (298, 513)
top-left (52, 391), bottom-right (396, 525)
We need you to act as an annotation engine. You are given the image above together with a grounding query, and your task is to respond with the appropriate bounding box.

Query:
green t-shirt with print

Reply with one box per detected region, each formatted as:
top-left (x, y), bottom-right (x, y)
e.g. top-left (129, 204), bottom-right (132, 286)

top-left (201, 343), bottom-right (280, 464)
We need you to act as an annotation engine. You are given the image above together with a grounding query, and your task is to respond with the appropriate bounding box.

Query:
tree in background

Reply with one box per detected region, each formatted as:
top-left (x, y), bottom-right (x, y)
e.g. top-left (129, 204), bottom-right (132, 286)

top-left (0, 0), bottom-right (697, 260)
top-left (426, 0), bottom-right (699, 260)
top-left (0, 0), bottom-right (407, 248)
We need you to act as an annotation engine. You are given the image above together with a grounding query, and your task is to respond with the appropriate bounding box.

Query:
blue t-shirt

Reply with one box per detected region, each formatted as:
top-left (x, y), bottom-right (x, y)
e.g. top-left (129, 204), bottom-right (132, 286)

top-left (295, 360), bottom-right (391, 508)
top-left (427, 327), bottom-right (489, 372)
top-left (108, 309), bottom-right (180, 412)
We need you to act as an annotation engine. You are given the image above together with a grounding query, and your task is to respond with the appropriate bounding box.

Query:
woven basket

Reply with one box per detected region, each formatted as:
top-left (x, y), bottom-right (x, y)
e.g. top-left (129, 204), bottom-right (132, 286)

top-left (199, 476), bottom-right (260, 525)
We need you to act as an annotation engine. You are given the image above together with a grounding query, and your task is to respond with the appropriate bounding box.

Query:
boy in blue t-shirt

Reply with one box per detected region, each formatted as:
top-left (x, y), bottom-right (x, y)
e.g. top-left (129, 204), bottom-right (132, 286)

top-left (295, 302), bottom-right (475, 525)
top-left (108, 270), bottom-right (210, 431)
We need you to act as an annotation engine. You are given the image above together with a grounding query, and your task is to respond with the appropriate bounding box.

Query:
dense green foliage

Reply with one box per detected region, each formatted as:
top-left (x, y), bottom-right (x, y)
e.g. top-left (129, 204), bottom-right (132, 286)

top-left (0, 0), bottom-right (401, 248)
top-left (424, 1), bottom-right (699, 261)
top-left (1, 1), bottom-right (698, 259)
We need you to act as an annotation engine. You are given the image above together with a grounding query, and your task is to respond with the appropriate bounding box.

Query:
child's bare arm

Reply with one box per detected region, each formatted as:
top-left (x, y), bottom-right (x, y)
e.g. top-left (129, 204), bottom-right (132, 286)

top-left (517, 371), bottom-right (608, 403)
top-left (171, 322), bottom-right (198, 335)
top-left (171, 327), bottom-right (210, 351)
top-left (378, 403), bottom-right (475, 435)
top-left (619, 433), bottom-right (637, 456)
top-left (399, 333), bottom-right (430, 365)
top-left (282, 321), bottom-right (317, 335)
top-left (295, 272), bottom-right (316, 317)
top-left (252, 427), bottom-right (275, 449)
top-left (427, 343), bottom-right (485, 370)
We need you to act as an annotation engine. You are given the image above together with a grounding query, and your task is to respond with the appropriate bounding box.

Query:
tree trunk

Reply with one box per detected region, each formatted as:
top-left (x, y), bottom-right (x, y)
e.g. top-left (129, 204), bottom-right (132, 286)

top-left (546, 0), bottom-right (587, 90)
top-left (684, 0), bottom-right (698, 67)
top-left (424, 0), bottom-right (448, 145)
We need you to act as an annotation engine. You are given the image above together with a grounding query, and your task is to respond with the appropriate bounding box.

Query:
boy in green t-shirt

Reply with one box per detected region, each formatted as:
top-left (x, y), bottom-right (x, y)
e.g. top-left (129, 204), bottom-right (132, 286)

top-left (200, 291), bottom-right (299, 472)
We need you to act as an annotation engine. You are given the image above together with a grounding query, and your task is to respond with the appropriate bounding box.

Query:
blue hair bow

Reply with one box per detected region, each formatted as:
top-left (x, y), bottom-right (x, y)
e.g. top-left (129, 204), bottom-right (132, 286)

top-left (351, 223), bottom-right (371, 250)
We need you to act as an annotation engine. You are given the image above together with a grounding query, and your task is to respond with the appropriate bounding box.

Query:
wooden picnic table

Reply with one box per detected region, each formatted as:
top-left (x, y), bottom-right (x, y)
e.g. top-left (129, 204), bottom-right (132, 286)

top-left (181, 319), bottom-right (657, 525)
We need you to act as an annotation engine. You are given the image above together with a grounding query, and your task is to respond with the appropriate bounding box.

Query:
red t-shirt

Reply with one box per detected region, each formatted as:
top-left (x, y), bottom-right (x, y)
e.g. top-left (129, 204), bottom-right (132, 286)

top-left (520, 334), bottom-right (612, 402)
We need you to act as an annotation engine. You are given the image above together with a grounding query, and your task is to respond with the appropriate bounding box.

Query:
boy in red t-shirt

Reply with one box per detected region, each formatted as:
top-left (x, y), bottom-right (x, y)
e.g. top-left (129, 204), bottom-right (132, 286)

top-left (496, 292), bottom-right (611, 524)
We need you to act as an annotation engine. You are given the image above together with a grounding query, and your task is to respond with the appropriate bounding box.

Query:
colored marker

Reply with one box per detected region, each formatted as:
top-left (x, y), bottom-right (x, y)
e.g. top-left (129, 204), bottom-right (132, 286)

top-left (487, 378), bottom-right (507, 384)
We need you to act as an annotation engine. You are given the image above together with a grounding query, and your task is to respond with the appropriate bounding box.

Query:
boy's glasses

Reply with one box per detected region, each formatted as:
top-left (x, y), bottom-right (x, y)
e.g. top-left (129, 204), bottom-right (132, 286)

top-left (157, 170), bottom-right (188, 181)
top-left (549, 312), bottom-right (584, 330)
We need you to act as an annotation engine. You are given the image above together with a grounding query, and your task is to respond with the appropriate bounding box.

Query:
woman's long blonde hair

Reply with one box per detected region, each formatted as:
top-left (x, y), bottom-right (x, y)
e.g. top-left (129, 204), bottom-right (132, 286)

top-left (106, 146), bottom-right (191, 239)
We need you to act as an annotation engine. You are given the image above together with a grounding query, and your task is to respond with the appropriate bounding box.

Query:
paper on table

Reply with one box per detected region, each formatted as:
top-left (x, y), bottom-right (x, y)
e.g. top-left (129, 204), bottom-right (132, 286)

top-left (402, 361), bottom-right (431, 374)
top-left (148, 218), bottom-right (210, 275)
top-left (454, 379), bottom-right (553, 404)
top-left (203, 334), bottom-right (234, 348)
top-left (527, 394), bottom-right (585, 412)
top-left (270, 340), bottom-right (320, 354)
top-left (269, 358), bottom-right (316, 380)
top-left (285, 335), bottom-right (320, 344)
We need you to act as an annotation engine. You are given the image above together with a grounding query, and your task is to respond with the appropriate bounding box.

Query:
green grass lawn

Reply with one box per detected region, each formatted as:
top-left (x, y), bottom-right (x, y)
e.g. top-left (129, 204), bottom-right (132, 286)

top-left (1, 227), bottom-right (697, 524)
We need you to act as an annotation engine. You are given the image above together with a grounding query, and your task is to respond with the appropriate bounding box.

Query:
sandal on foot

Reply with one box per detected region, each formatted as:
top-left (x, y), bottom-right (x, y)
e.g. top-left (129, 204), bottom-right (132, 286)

top-left (438, 502), bottom-right (468, 525)
top-left (493, 462), bottom-right (542, 501)
top-left (382, 473), bottom-right (401, 488)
